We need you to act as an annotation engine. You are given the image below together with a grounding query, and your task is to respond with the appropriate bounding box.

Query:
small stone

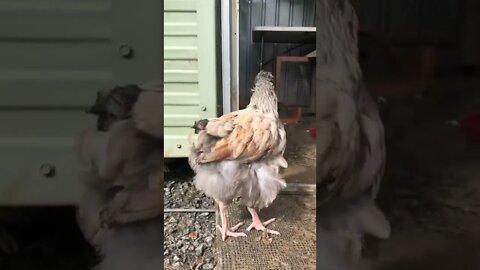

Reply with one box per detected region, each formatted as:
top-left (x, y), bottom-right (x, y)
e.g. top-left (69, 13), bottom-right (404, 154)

top-left (163, 179), bottom-right (217, 267)
top-left (188, 232), bottom-right (198, 240)
top-left (195, 244), bottom-right (205, 256)
top-left (202, 263), bottom-right (214, 270)
top-left (205, 236), bottom-right (213, 244)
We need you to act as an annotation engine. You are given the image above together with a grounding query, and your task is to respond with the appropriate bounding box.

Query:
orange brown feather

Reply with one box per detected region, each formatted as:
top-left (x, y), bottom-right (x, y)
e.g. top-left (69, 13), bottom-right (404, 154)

top-left (196, 111), bottom-right (279, 164)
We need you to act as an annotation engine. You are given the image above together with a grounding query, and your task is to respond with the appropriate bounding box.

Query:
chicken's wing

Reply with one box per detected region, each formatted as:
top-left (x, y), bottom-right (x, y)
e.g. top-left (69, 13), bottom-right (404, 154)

top-left (196, 110), bottom-right (285, 164)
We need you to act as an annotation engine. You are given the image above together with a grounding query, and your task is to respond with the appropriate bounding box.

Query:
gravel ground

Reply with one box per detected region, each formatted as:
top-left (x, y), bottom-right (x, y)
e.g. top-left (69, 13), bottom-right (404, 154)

top-left (164, 161), bottom-right (217, 270)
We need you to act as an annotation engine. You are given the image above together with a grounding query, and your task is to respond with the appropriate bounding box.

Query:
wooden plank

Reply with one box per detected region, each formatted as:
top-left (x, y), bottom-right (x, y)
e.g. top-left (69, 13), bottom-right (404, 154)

top-left (252, 26), bottom-right (316, 43)
top-left (280, 183), bottom-right (316, 195)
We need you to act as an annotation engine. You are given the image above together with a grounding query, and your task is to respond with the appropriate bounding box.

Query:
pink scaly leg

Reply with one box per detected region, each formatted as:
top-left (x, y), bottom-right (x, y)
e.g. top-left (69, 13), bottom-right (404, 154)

top-left (246, 207), bottom-right (280, 235)
top-left (216, 201), bottom-right (246, 241)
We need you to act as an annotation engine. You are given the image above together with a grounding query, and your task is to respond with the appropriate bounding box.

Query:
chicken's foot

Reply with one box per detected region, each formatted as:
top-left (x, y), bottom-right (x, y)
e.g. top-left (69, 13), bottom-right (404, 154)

top-left (246, 207), bottom-right (280, 235)
top-left (216, 201), bottom-right (246, 241)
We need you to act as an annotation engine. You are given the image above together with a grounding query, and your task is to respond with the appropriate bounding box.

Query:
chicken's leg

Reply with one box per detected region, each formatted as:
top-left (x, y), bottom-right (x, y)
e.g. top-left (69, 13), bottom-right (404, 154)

top-left (216, 201), bottom-right (246, 241)
top-left (246, 207), bottom-right (280, 235)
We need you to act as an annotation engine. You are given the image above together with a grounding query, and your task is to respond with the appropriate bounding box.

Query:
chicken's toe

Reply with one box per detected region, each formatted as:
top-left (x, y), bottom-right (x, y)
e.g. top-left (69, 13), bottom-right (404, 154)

top-left (246, 218), bottom-right (280, 235)
top-left (216, 223), bottom-right (247, 241)
top-left (246, 208), bottom-right (280, 235)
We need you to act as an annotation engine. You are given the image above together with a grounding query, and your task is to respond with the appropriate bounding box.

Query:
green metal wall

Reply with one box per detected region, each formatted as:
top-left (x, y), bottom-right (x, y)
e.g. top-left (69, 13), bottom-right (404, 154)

top-left (0, 0), bottom-right (162, 205)
top-left (164, 0), bottom-right (218, 158)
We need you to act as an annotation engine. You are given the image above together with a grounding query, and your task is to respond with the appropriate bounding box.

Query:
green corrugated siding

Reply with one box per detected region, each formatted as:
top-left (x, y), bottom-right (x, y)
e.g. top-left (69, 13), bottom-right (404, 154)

top-left (0, 0), bottom-right (112, 206)
top-left (164, 0), bottom-right (218, 158)
top-left (0, 0), bottom-right (162, 205)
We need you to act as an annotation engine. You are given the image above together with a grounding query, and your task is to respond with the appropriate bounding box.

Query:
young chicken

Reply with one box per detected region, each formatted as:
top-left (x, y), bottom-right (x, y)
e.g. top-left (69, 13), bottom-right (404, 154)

top-left (189, 70), bottom-right (288, 241)
top-left (77, 81), bottom-right (165, 234)
top-left (86, 84), bottom-right (143, 131)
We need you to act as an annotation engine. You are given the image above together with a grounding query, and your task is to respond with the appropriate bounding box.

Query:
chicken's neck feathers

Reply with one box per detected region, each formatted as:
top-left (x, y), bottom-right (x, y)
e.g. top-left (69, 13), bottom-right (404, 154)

top-left (246, 78), bottom-right (278, 117)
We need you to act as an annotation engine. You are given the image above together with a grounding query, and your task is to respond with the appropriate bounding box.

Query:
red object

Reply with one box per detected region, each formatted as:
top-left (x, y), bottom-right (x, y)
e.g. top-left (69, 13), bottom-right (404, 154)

top-left (308, 127), bottom-right (317, 139)
top-left (459, 113), bottom-right (480, 144)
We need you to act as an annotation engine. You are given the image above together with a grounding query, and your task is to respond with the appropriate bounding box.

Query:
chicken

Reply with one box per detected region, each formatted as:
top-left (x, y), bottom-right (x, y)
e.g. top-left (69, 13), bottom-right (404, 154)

top-left (76, 81), bottom-right (165, 247)
top-left (86, 81), bottom-right (164, 135)
top-left (82, 80), bottom-right (167, 178)
top-left (77, 121), bottom-right (163, 236)
top-left (133, 81), bottom-right (164, 138)
top-left (315, 0), bottom-right (386, 202)
top-left (98, 120), bottom-right (163, 225)
top-left (188, 70), bottom-right (288, 241)
top-left (86, 84), bottom-right (143, 131)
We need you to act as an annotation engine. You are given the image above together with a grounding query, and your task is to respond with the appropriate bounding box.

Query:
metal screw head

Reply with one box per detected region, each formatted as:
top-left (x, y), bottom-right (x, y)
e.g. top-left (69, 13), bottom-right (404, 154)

top-left (119, 43), bottom-right (134, 58)
top-left (176, 144), bottom-right (182, 149)
top-left (201, 106), bottom-right (207, 111)
top-left (40, 163), bottom-right (56, 177)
